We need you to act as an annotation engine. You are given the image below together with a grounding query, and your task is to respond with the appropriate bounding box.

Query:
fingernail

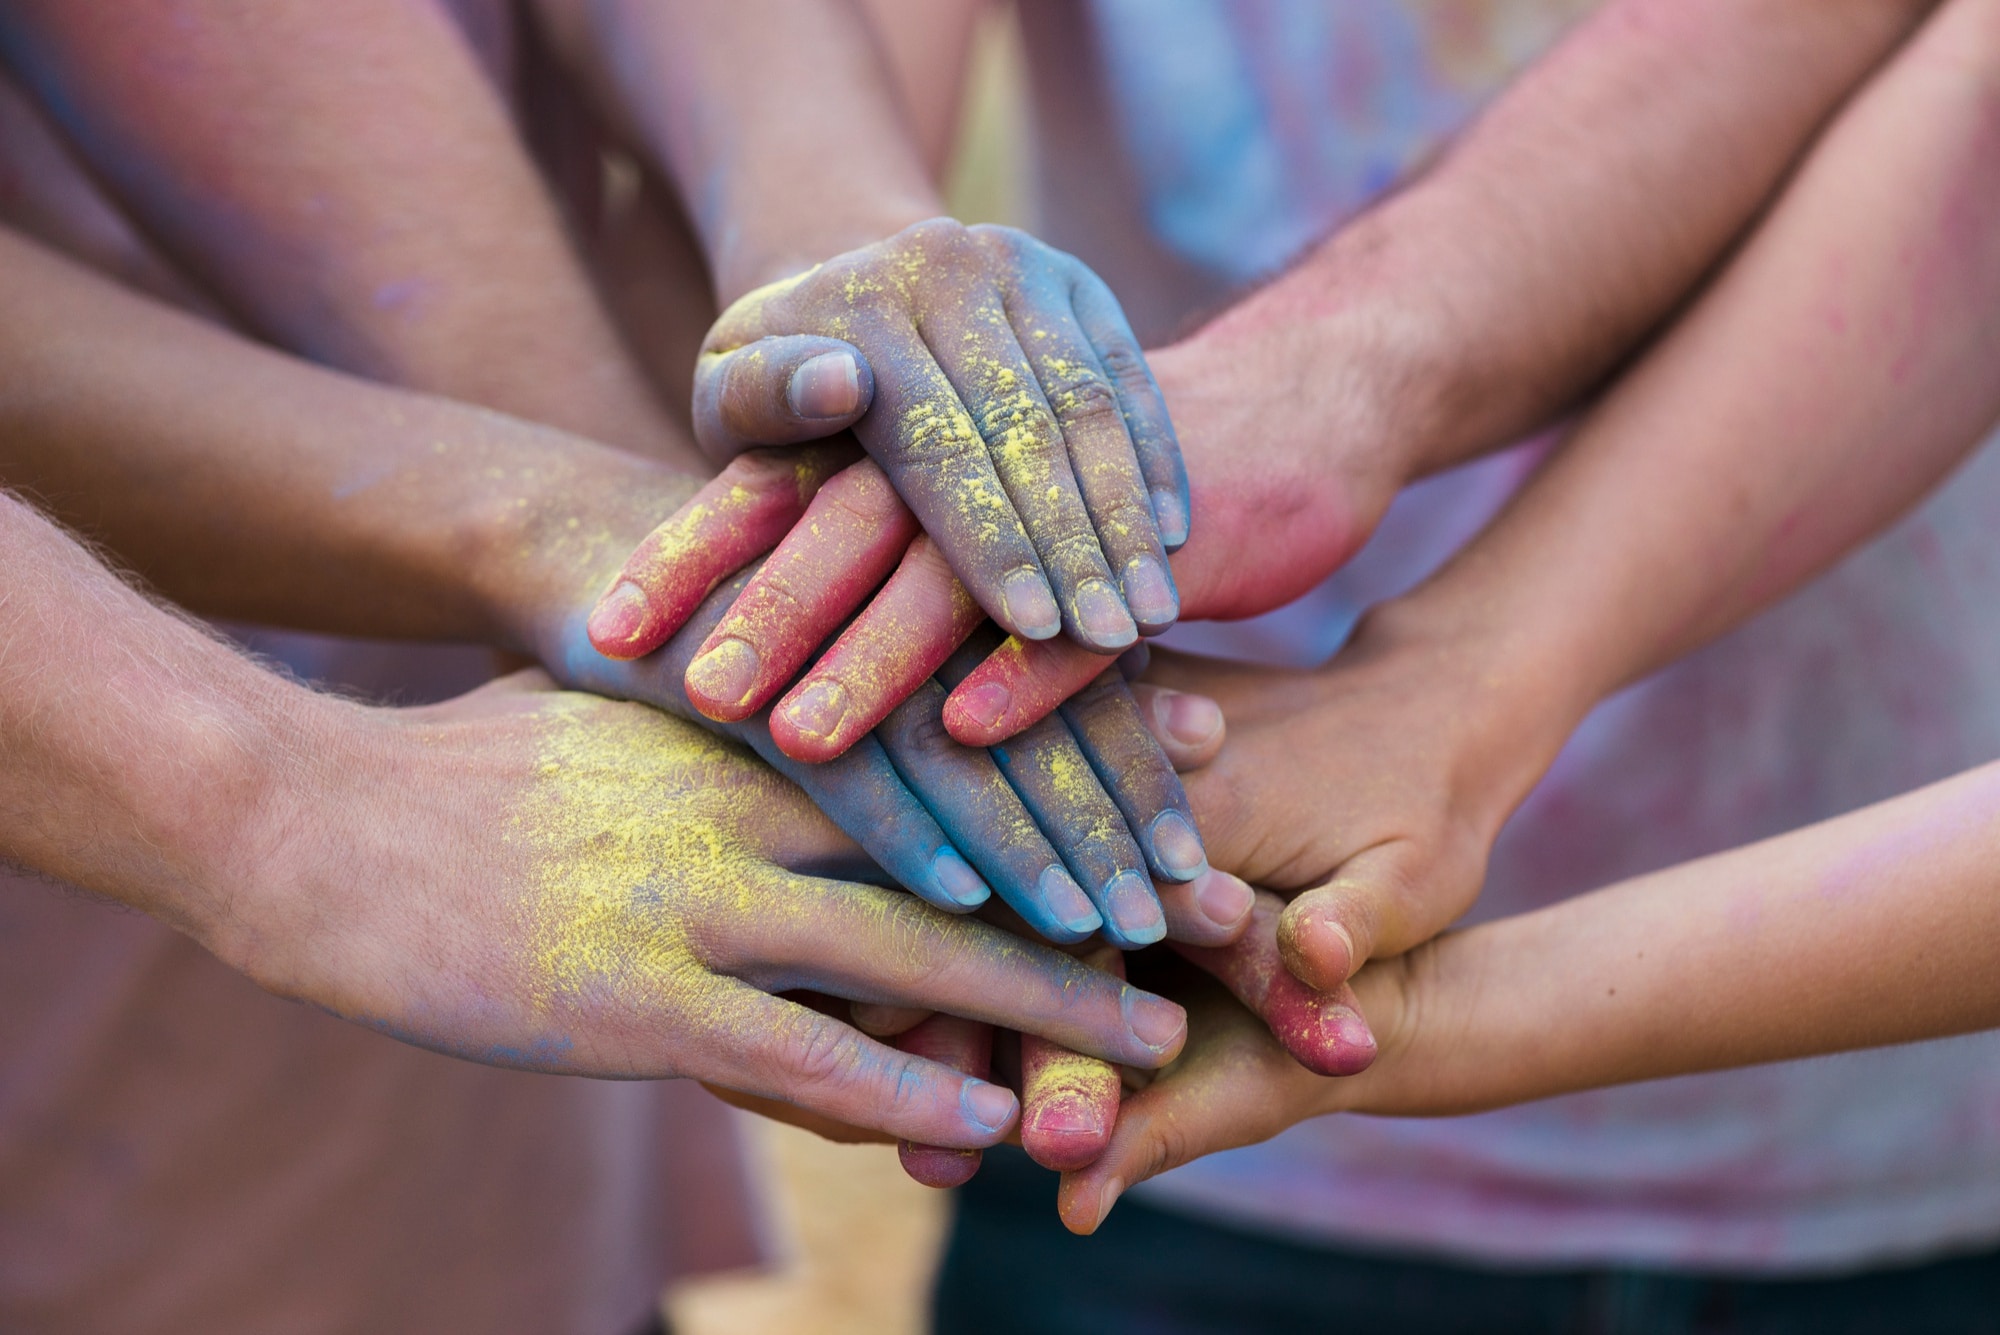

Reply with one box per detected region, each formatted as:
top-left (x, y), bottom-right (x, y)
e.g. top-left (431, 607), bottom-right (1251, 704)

top-left (787, 350), bottom-right (860, 419)
top-left (962, 1079), bottom-right (1018, 1134)
top-left (1330, 1007), bottom-right (1378, 1067)
top-left (1073, 577), bottom-right (1138, 650)
top-left (930, 849), bottom-right (990, 908)
top-left (1149, 811), bottom-right (1208, 882)
top-left (952, 680), bottom-right (1012, 732)
top-left (1191, 869), bottom-right (1254, 930)
top-left (1154, 690), bottom-right (1222, 748)
top-left (780, 679), bottom-right (850, 740)
top-left (1151, 488), bottom-right (1189, 548)
top-left (1121, 988), bottom-right (1186, 1053)
top-left (1000, 568), bottom-right (1062, 640)
top-left (586, 580), bottom-right (656, 656)
top-left (1093, 1176), bottom-right (1125, 1232)
top-left (1313, 916), bottom-right (1359, 982)
top-left (685, 637), bottom-right (761, 709)
top-left (1121, 555), bottom-right (1179, 632)
top-left (1103, 871), bottom-right (1165, 945)
top-left (1041, 865), bottom-right (1102, 936)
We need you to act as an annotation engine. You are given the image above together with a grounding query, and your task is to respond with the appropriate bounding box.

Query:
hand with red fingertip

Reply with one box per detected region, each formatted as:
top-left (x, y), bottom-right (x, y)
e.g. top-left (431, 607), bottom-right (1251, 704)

top-left (585, 442), bottom-right (857, 661)
top-left (627, 325), bottom-right (1378, 752)
top-left (695, 220), bottom-right (1191, 656)
top-left (1017, 945), bottom-right (1127, 1174)
top-left (580, 458), bottom-right (1226, 918)
top-left (894, 1014), bottom-right (1000, 1189)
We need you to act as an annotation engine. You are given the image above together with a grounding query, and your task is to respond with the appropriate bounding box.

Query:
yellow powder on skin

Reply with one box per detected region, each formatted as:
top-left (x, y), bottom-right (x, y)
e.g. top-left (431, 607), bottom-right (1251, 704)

top-left (506, 698), bottom-right (804, 1016)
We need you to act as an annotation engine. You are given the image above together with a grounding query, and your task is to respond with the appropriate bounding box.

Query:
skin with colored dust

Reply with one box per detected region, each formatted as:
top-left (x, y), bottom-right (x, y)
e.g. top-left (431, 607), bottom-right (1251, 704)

top-left (895, 1013), bottom-right (996, 1188)
top-left (509, 694), bottom-right (813, 1025)
top-left (1174, 893), bottom-right (1377, 1078)
top-left (696, 218), bottom-right (1189, 652)
top-left (1020, 948), bottom-right (1125, 1172)
top-left (768, 532), bottom-right (985, 761)
top-left (686, 458), bottom-right (920, 722)
top-left (586, 444), bottom-right (850, 660)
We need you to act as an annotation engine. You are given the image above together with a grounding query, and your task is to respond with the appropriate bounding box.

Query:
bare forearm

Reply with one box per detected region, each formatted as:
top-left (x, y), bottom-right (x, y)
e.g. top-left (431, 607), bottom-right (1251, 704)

top-left (0, 0), bottom-right (691, 462)
top-left (1376, 0), bottom-right (2000, 766)
top-left (1187, 0), bottom-right (1938, 477)
top-left (541, 0), bottom-right (943, 302)
top-left (0, 493), bottom-right (311, 945)
top-left (1362, 758), bottom-right (2000, 1115)
top-left (0, 229), bottom-right (695, 650)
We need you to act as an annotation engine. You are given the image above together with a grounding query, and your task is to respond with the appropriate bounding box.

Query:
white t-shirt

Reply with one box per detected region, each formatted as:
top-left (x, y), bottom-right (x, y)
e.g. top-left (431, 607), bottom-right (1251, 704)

top-left (1022, 0), bottom-right (2000, 1271)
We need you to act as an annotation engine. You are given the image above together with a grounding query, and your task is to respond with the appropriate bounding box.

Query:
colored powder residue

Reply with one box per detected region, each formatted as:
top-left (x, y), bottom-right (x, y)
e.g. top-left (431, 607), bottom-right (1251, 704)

top-left (505, 696), bottom-right (806, 1020)
top-left (1020, 1035), bottom-right (1120, 1172)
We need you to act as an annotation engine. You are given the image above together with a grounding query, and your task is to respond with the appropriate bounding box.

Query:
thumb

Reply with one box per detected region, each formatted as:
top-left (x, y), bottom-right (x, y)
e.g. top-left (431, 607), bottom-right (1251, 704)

top-left (693, 335), bottom-right (875, 462)
top-left (1278, 837), bottom-right (1461, 993)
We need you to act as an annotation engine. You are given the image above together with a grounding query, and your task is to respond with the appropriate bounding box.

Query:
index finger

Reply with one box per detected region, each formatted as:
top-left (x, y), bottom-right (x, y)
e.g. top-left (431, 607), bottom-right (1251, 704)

top-left (586, 443), bottom-right (854, 660)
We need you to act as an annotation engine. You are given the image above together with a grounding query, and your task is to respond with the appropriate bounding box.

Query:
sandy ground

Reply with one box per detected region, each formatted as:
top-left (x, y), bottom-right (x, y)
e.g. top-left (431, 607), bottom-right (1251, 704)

top-left (666, 1115), bottom-right (951, 1335)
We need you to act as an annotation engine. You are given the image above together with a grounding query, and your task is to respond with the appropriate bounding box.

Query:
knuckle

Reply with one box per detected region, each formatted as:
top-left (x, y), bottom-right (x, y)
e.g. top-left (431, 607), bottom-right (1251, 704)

top-left (720, 449), bottom-right (795, 493)
top-left (746, 564), bottom-right (810, 616)
top-left (775, 1014), bottom-right (861, 1092)
top-left (1093, 340), bottom-right (1154, 393)
top-left (1043, 528), bottom-right (1113, 571)
top-left (1045, 371), bottom-right (1124, 429)
top-left (887, 701), bottom-right (959, 755)
top-left (820, 471), bottom-right (908, 526)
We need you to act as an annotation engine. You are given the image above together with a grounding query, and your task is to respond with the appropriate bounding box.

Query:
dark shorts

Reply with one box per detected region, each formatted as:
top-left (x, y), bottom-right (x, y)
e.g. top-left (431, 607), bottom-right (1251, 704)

top-left (933, 1147), bottom-right (2000, 1335)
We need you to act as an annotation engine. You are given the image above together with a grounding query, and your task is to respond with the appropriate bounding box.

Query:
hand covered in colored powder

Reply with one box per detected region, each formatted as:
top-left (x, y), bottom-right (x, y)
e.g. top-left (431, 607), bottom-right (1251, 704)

top-left (596, 327), bottom-right (1395, 754)
top-left (691, 218), bottom-right (1189, 653)
top-left (245, 669), bottom-right (1199, 1147)
top-left (572, 452), bottom-right (1242, 948)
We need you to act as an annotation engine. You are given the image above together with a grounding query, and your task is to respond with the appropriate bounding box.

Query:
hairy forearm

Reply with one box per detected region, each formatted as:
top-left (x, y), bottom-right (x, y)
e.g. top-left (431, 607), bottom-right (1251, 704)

top-left (0, 493), bottom-right (313, 948)
top-left (540, 0), bottom-right (944, 302)
top-left (1360, 757), bottom-right (2000, 1116)
top-left (1371, 0), bottom-right (2000, 780)
top-left (0, 0), bottom-right (691, 462)
top-left (0, 228), bottom-right (696, 650)
top-left (1185, 0), bottom-right (1939, 477)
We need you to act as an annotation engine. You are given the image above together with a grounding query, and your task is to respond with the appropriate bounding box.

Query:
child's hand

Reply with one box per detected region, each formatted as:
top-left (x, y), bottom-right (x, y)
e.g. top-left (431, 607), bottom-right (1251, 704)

top-left (692, 219), bottom-right (1189, 653)
top-left (1052, 955), bottom-right (1407, 1235)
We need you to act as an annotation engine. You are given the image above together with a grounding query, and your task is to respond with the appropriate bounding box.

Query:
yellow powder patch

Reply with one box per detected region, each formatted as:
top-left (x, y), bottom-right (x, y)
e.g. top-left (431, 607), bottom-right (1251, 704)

top-left (1023, 1046), bottom-right (1120, 1115)
top-left (507, 700), bottom-right (797, 1014)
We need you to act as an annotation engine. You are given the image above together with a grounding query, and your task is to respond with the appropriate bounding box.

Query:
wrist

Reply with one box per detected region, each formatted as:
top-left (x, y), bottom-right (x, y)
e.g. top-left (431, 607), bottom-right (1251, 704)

top-left (1340, 591), bottom-right (1586, 847)
top-left (1190, 216), bottom-right (1478, 481)
top-left (124, 651), bottom-right (354, 977)
top-left (1153, 287), bottom-right (1461, 620)
top-left (715, 195), bottom-right (942, 307)
top-left (454, 444), bottom-right (703, 661)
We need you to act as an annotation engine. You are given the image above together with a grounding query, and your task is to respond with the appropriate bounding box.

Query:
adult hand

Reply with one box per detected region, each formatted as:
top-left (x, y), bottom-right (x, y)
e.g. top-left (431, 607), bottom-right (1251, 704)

top-left (241, 671), bottom-right (1196, 1146)
top-left (1137, 616), bottom-right (1561, 995)
top-left (569, 455), bottom-right (1237, 943)
top-left (600, 323), bottom-right (1404, 750)
top-left (693, 218), bottom-right (1188, 653)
